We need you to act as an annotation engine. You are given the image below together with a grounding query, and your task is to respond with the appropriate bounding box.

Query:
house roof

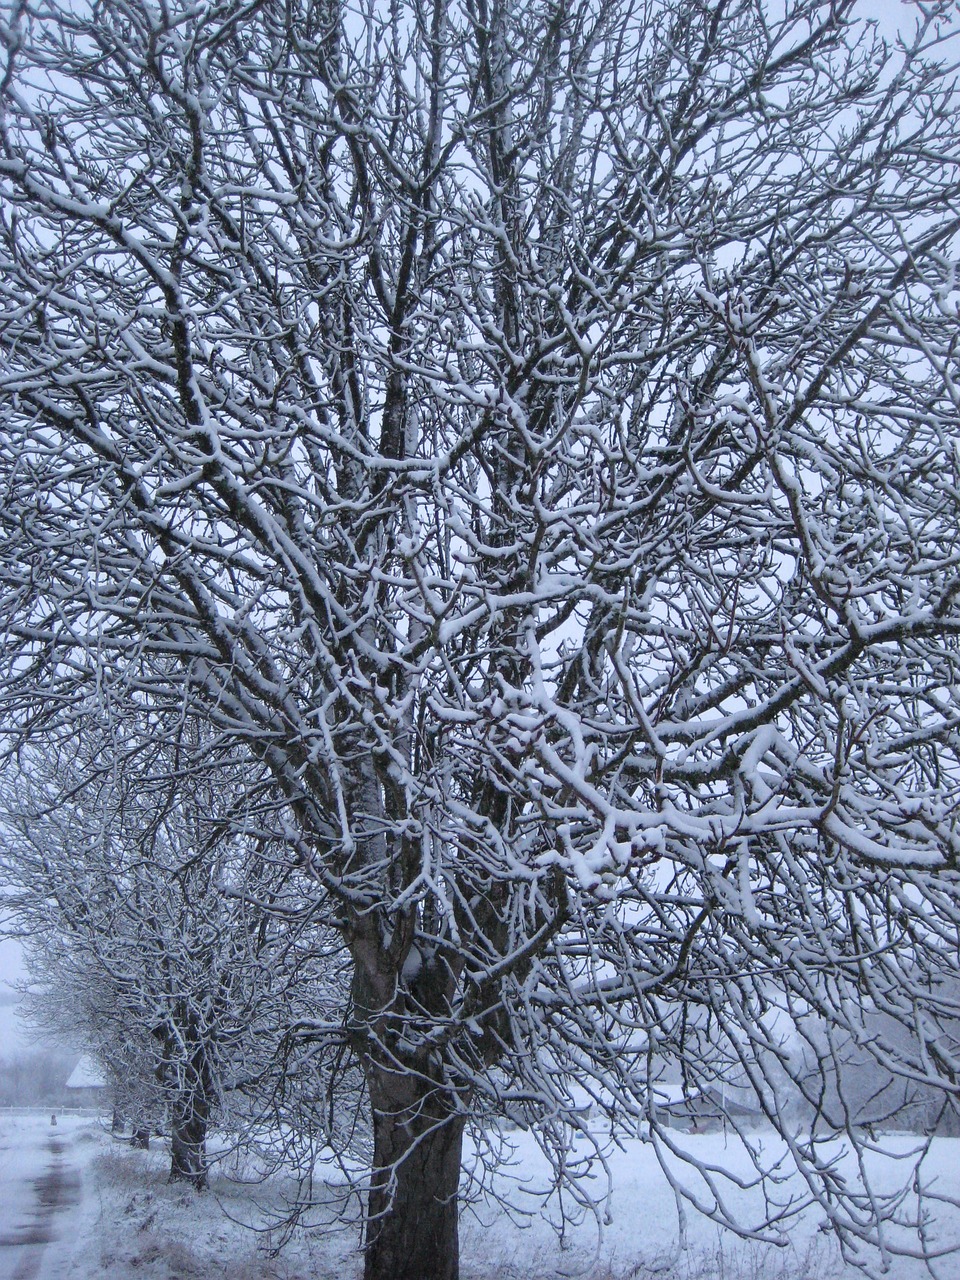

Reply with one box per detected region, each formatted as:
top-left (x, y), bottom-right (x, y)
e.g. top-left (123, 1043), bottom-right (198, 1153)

top-left (651, 1082), bottom-right (691, 1106)
top-left (65, 1054), bottom-right (106, 1089)
top-left (651, 1081), bottom-right (762, 1116)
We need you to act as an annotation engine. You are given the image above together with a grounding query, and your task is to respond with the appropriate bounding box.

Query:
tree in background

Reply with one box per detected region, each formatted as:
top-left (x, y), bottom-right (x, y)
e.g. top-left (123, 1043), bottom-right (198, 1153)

top-left (1, 1), bottom-right (959, 1276)
top-left (0, 720), bottom-right (322, 1188)
top-left (18, 927), bottom-right (168, 1132)
top-left (0, 1041), bottom-right (76, 1108)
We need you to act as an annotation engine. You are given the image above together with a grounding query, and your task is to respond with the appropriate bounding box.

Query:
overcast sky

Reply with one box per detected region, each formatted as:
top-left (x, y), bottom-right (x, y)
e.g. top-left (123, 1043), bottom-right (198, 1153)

top-left (0, 935), bottom-right (25, 989)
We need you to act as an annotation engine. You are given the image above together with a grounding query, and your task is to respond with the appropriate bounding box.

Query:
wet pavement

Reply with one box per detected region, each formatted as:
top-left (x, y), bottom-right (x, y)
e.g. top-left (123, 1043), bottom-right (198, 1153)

top-left (0, 1121), bottom-right (82, 1280)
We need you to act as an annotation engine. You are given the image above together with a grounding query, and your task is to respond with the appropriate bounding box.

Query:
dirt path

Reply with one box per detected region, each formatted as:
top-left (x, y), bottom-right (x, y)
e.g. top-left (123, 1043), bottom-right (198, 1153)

top-left (0, 1120), bottom-right (83, 1280)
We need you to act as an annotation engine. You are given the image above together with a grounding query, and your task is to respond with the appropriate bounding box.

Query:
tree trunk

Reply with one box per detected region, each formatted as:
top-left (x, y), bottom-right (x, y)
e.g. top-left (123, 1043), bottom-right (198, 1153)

top-left (364, 1070), bottom-right (465, 1280)
top-left (169, 1095), bottom-right (208, 1190)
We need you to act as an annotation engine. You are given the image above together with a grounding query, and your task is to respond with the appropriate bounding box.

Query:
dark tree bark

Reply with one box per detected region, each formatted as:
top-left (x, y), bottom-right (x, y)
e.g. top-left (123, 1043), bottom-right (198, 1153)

top-left (364, 1066), bottom-right (465, 1280)
top-left (169, 1094), bottom-right (209, 1190)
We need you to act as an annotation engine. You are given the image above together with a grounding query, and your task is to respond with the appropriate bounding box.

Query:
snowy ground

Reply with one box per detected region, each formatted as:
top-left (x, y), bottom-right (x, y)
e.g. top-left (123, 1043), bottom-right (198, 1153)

top-left (0, 1114), bottom-right (87, 1280)
top-left (3, 1114), bottom-right (960, 1279)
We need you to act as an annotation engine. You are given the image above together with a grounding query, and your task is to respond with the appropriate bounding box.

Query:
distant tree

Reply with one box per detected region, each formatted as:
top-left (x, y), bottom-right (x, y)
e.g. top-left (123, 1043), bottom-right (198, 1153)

top-left (0, 722), bottom-right (317, 1189)
top-left (1, 1), bottom-right (960, 1277)
top-left (787, 988), bottom-right (960, 1137)
top-left (17, 929), bottom-right (165, 1127)
top-left (0, 1045), bottom-right (75, 1108)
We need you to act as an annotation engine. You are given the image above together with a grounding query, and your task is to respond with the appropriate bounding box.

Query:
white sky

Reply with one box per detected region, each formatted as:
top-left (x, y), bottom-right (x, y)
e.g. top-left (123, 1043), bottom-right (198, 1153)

top-left (0, 935), bottom-right (26, 988)
top-left (870, 0), bottom-right (946, 42)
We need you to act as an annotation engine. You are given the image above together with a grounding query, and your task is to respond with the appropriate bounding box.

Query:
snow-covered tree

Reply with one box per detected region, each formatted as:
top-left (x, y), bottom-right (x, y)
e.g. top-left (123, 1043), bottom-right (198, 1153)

top-left (0, 722), bottom-right (312, 1188)
top-left (18, 925), bottom-right (168, 1134)
top-left (1, 0), bottom-right (960, 1276)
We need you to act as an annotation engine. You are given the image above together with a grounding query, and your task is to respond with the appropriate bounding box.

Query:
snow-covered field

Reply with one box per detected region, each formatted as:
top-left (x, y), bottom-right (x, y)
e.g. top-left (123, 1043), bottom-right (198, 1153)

top-left (4, 1114), bottom-right (960, 1280)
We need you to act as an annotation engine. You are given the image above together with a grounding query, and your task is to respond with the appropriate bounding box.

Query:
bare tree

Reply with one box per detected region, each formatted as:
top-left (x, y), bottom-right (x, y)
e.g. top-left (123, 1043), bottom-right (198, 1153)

top-left (1, 0), bottom-right (960, 1276)
top-left (18, 925), bottom-right (169, 1135)
top-left (0, 723), bottom-right (310, 1189)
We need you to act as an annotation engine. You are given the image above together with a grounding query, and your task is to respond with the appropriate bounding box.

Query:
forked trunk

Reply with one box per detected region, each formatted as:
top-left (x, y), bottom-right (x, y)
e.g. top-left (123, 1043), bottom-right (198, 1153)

top-left (169, 1095), bottom-right (208, 1190)
top-left (364, 1071), bottom-right (465, 1280)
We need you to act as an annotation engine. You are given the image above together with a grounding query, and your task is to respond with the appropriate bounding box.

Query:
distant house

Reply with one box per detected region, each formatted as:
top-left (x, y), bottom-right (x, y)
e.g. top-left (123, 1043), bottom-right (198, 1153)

top-left (64, 1054), bottom-right (107, 1108)
top-left (651, 1081), bottom-right (762, 1132)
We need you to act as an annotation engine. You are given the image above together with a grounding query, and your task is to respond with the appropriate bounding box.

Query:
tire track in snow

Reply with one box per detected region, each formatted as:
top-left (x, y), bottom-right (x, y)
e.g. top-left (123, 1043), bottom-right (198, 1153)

top-left (0, 1129), bottom-right (81, 1280)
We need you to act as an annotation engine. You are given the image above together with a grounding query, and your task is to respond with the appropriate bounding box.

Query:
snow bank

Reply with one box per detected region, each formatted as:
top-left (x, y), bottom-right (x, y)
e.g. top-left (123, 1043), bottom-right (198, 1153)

top-left (9, 1117), bottom-right (959, 1280)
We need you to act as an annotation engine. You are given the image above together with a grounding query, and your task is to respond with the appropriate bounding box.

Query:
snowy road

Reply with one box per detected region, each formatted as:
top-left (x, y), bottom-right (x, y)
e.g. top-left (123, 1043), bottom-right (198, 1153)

top-left (0, 1116), bottom-right (85, 1280)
